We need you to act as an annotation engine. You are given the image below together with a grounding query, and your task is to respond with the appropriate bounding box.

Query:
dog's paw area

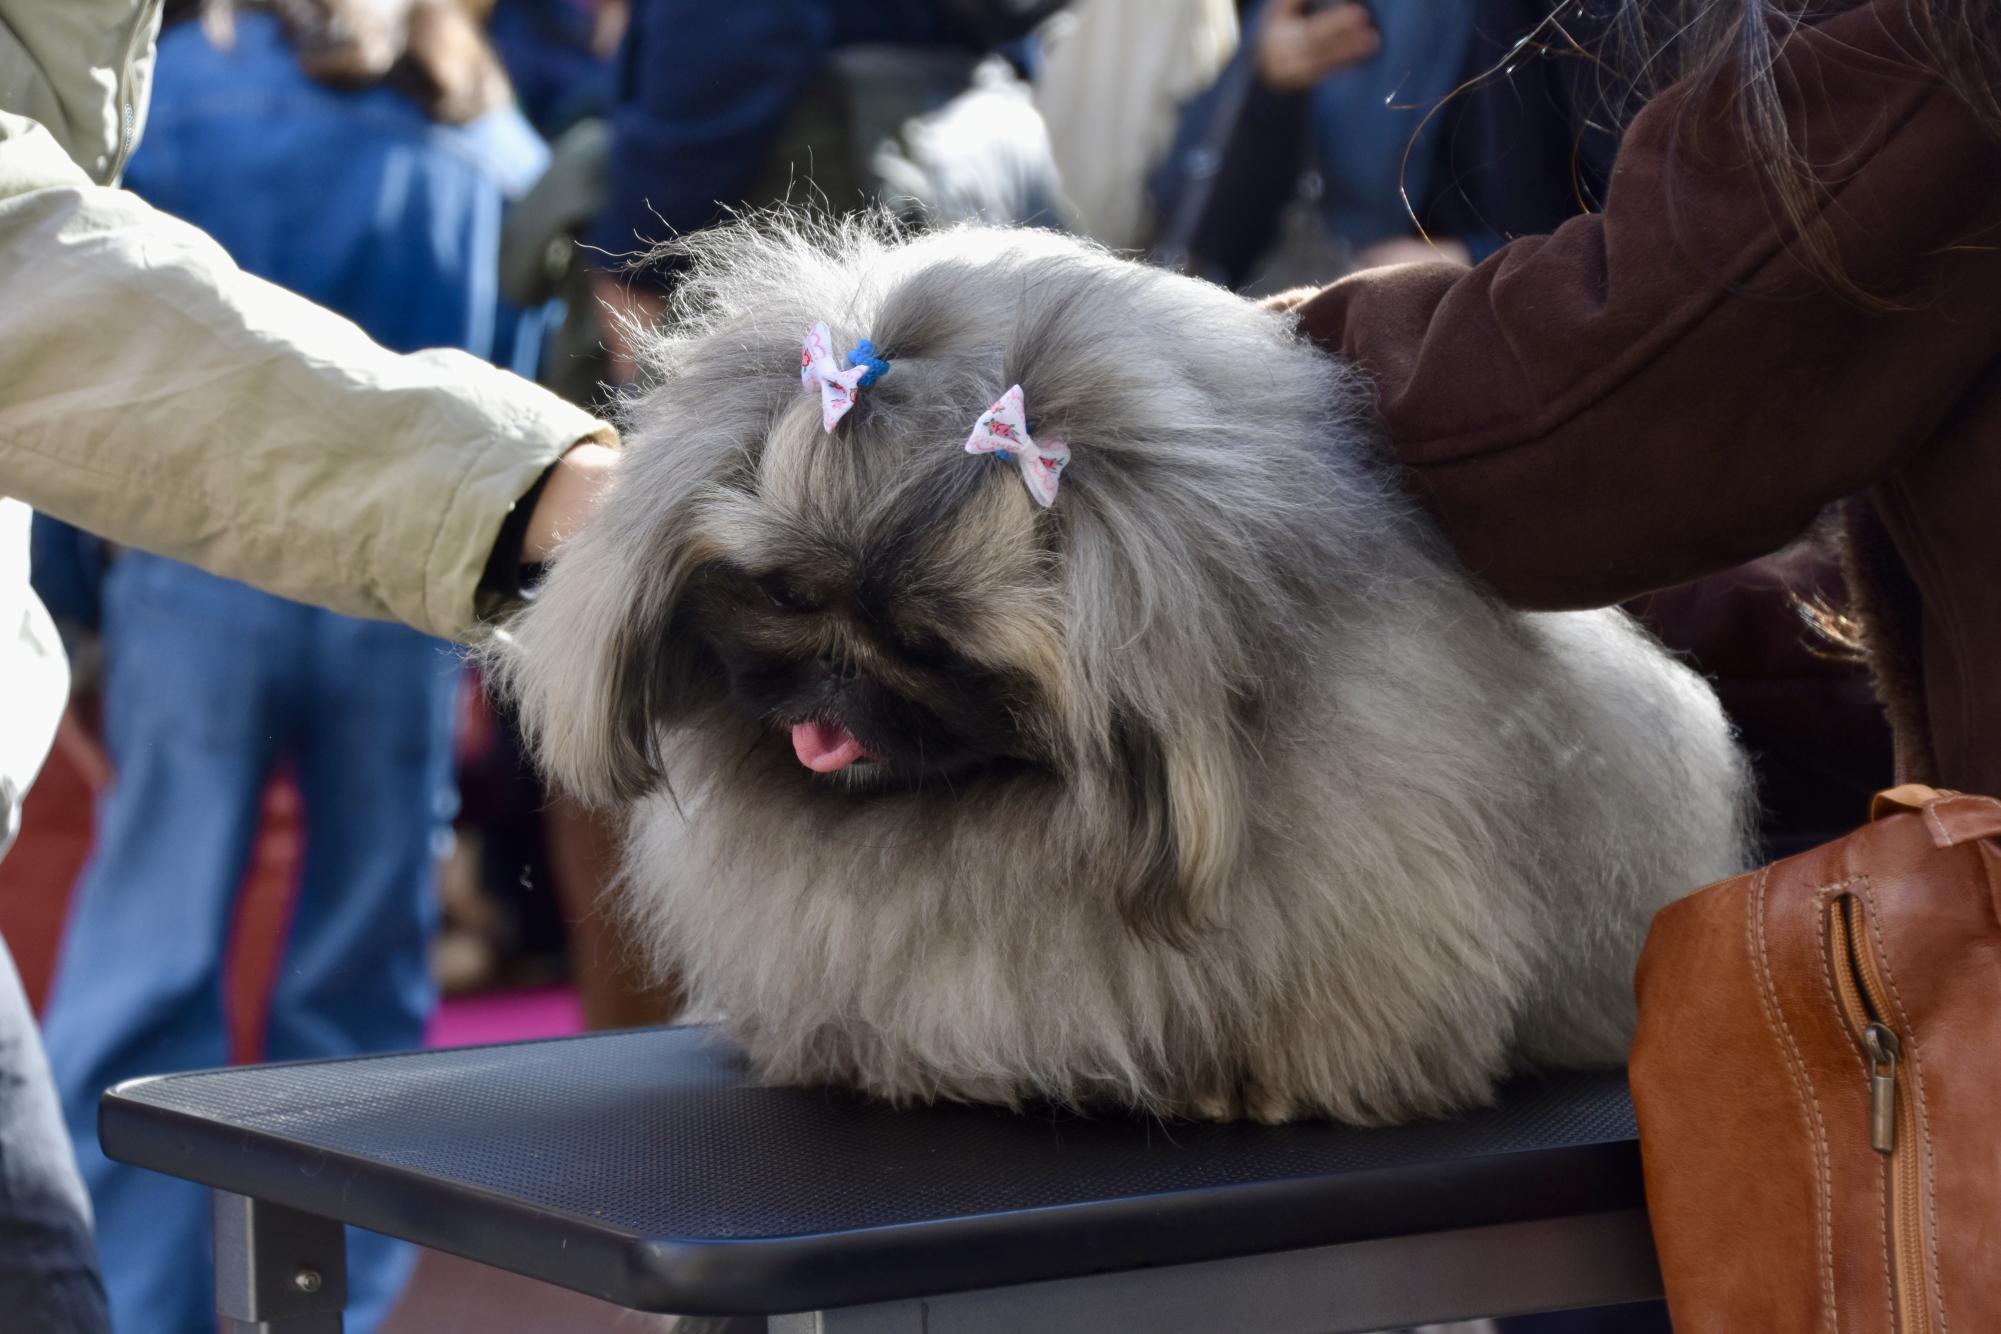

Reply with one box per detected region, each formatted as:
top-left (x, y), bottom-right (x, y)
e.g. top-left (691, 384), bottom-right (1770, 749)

top-left (1243, 1085), bottom-right (1307, 1126)
top-left (1172, 1078), bottom-right (1307, 1125)
top-left (1181, 1090), bottom-right (1241, 1123)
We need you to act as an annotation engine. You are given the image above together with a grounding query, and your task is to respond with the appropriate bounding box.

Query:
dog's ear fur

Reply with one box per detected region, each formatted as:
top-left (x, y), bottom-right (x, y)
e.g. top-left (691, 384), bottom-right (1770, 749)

top-left (482, 259), bottom-right (797, 807)
top-left (1111, 711), bottom-right (1249, 945)
top-left (480, 482), bottom-right (719, 808)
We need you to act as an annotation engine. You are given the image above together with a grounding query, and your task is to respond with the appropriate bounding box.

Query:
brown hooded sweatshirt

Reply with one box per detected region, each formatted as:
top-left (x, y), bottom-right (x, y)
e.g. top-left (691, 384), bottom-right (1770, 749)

top-left (1288, 0), bottom-right (2001, 797)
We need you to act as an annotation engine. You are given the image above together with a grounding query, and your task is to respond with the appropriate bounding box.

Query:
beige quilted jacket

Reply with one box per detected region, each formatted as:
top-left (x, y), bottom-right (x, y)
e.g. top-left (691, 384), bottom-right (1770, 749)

top-left (0, 0), bottom-right (613, 846)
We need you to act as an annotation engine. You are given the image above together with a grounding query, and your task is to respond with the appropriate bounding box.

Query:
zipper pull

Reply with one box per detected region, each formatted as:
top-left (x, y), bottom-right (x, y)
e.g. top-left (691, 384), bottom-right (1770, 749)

top-left (1862, 1022), bottom-right (1901, 1153)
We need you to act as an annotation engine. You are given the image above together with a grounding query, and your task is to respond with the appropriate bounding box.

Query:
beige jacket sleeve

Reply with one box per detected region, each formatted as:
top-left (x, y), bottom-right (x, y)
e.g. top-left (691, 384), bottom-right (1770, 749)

top-left (0, 0), bottom-right (157, 185)
top-left (0, 113), bottom-right (616, 641)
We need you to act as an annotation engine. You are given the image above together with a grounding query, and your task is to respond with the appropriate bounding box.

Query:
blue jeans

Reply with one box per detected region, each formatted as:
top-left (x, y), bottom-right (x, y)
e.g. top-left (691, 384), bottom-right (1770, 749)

top-left (42, 554), bottom-right (458, 1333)
top-left (0, 937), bottom-right (111, 1333)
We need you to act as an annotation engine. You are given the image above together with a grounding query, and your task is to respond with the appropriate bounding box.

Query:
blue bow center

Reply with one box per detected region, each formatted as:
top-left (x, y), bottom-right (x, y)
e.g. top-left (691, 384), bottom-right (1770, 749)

top-left (845, 339), bottom-right (891, 387)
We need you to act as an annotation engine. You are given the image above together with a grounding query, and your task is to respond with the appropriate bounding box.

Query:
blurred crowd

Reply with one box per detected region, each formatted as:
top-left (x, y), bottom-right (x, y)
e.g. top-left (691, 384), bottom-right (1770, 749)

top-left (0, 0), bottom-right (1891, 1330)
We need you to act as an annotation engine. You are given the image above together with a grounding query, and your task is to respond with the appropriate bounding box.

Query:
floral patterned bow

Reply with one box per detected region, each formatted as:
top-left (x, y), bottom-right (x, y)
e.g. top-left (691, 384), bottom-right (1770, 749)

top-left (800, 322), bottom-right (869, 432)
top-left (962, 385), bottom-right (1069, 508)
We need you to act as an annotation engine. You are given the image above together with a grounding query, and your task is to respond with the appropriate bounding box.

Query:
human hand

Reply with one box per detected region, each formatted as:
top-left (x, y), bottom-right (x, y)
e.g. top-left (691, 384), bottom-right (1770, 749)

top-left (1352, 235), bottom-right (1473, 271)
top-left (1259, 286), bottom-right (1324, 314)
top-left (523, 442), bottom-right (617, 563)
top-left (1256, 0), bottom-right (1380, 92)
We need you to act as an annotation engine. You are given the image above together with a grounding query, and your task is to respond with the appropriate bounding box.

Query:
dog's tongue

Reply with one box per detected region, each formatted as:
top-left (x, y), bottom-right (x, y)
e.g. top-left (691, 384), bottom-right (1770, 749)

top-left (791, 720), bottom-right (870, 773)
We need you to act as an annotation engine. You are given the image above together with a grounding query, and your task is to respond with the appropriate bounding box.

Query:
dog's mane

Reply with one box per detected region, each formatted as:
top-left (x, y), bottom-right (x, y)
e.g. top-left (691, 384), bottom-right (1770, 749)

top-left (481, 214), bottom-right (1752, 1121)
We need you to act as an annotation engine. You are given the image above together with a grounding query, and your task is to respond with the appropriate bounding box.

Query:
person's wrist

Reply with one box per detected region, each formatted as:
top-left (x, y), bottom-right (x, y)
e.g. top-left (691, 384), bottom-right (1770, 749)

top-left (523, 442), bottom-right (616, 564)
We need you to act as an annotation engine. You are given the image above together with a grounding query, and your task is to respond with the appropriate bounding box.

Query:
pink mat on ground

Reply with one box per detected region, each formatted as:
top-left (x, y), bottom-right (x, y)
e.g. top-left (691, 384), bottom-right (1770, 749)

top-left (424, 985), bottom-right (585, 1049)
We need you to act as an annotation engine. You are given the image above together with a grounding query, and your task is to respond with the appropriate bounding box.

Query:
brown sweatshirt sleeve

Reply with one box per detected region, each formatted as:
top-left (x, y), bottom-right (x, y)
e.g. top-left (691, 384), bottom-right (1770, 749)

top-left (1292, 0), bottom-right (2001, 610)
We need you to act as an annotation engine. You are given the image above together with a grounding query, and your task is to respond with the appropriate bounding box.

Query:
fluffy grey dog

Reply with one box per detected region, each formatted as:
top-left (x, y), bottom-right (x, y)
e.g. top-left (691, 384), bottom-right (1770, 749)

top-left (489, 217), bottom-right (1750, 1125)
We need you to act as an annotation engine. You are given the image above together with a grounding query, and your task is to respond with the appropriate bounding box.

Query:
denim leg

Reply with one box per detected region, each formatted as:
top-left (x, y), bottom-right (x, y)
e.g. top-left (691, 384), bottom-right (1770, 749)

top-left (0, 938), bottom-right (111, 1334)
top-left (41, 555), bottom-right (295, 1334)
top-left (264, 611), bottom-right (459, 1332)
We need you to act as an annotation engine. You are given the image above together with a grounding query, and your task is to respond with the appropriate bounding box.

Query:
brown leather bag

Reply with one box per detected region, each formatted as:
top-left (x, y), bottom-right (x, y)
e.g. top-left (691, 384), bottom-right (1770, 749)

top-left (1630, 785), bottom-right (2001, 1334)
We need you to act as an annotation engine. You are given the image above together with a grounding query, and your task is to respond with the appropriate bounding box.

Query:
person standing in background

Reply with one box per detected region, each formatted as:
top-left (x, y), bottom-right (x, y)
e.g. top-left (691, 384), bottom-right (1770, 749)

top-left (35, 3), bottom-right (551, 1330)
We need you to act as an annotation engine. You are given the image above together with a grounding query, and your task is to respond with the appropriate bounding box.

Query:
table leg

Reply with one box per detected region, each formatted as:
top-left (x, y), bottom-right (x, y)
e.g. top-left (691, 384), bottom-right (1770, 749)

top-left (212, 1191), bottom-right (347, 1333)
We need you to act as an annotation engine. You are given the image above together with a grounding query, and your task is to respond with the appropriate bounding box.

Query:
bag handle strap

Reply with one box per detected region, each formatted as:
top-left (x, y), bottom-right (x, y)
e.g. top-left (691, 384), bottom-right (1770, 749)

top-left (1871, 784), bottom-right (2001, 847)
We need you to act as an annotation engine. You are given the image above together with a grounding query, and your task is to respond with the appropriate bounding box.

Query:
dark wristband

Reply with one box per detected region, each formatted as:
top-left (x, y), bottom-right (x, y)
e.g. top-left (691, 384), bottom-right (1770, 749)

top-left (480, 462), bottom-right (557, 602)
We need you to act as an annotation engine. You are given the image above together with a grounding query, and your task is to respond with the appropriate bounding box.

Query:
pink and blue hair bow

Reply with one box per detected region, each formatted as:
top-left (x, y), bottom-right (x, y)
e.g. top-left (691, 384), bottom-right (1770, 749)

top-left (964, 385), bottom-right (1069, 508)
top-left (800, 322), bottom-right (890, 432)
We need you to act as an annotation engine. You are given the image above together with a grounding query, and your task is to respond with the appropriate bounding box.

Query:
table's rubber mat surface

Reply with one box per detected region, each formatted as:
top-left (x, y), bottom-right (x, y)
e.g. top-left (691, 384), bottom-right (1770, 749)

top-left (102, 1025), bottom-right (1643, 1313)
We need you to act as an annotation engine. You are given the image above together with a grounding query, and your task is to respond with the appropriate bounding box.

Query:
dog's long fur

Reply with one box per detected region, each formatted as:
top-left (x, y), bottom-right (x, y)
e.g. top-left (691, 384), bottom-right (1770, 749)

top-left (488, 217), bottom-right (1751, 1124)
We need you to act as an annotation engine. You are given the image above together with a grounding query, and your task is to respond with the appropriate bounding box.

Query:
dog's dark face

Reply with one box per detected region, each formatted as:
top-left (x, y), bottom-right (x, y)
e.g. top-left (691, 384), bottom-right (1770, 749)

top-left (679, 558), bottom-right (1041, 788)
top-left (668, 411), bottom-right (1070, 792)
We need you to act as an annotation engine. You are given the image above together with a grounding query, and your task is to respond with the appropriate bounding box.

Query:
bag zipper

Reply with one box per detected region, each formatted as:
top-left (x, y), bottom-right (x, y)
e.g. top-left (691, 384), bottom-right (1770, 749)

top-left (1828, 894), bottom-right (1929, 1334)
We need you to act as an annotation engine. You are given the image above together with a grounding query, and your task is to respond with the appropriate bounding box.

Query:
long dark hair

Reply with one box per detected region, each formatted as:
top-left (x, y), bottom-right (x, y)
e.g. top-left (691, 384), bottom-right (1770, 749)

top-left (162, 0), bottom-right (511, 125)
top-left (1600, 0), bottom-right (2001, 299)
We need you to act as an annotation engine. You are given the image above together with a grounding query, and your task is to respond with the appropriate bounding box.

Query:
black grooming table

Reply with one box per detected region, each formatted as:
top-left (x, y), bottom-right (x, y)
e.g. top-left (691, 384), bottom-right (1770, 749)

top-left (101, 1026), bottom-right (1660, 1332)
